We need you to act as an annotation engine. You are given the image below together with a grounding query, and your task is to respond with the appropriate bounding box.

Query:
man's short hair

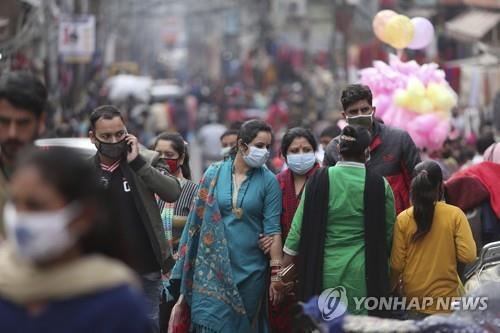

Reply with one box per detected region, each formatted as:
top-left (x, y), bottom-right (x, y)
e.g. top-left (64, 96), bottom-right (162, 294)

top-left (341, 84), bottom-right (373, 111)
top-left (320, 125), bottom-right (341, 139)
top-left (220, 129), bottom-right (239, 142)
top-left (0, 71), bottom-right (47, 118)
top-left (89, 105), bottom-right (124, 131)
top-left (477, 132), bottom-right (495, 155)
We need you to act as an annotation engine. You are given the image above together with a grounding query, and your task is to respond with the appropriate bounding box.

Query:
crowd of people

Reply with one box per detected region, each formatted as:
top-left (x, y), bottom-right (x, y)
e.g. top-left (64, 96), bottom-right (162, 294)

top-left (0, 70), bottom-right (498, 333)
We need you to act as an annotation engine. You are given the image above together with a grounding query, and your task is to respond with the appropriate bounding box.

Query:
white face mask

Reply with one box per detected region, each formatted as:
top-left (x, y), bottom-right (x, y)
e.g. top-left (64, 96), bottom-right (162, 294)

top-left (287, 152), bottom-right (316, 175)
top-left (316, 145), bottom-right (325, 164)
top-left (3, 202), bottom-right (81, 263)
top-left (243, 145), bottom-right (270, 168)
top-left (221, 146), bottom-right (232, 158)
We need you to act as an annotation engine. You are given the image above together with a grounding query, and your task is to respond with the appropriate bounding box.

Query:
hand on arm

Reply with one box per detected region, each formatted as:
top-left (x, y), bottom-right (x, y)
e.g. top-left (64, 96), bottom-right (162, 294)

top-left (258, 234), bottom-right (274, 254)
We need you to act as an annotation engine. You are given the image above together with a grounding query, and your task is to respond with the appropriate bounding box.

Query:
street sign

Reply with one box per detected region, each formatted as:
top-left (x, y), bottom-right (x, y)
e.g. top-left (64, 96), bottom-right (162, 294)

top-left (58, 15), bottom-right (95, 63)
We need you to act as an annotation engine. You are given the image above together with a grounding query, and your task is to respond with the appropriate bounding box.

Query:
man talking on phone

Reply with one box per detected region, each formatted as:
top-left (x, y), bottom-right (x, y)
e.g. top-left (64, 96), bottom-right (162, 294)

top-left (89, 105), bottom-right (180, 332)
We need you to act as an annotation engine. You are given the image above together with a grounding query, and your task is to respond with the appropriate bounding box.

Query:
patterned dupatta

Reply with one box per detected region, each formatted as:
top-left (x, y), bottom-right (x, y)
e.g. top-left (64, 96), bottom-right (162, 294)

top-left (171, 161), bottom-right (247, 331)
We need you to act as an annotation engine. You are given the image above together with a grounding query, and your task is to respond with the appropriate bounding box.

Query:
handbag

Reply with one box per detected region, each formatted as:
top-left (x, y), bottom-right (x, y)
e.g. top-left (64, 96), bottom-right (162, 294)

top-left (167, 298), bottom-right (191, 333)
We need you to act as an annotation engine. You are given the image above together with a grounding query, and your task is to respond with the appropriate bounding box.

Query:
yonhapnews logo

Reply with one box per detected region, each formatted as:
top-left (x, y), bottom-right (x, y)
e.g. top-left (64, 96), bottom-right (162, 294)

top-left (317, 286), bottom-right (488, 321)
top-left (317, 286), bottom-right (348, 320)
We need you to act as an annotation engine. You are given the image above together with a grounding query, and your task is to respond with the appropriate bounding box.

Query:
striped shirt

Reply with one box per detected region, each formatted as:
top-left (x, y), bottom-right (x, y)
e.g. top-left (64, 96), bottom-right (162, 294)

top-left (174, 179), bottom-right (198, 216)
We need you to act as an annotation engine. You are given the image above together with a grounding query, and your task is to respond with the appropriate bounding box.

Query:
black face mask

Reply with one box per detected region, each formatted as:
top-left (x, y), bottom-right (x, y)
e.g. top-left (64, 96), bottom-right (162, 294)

top-left (96, 138), bottom-right (128, 160)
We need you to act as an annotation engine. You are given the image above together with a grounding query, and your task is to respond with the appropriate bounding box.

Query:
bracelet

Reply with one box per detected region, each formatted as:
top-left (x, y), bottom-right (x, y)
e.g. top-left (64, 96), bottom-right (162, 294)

top-left (270, 259), bottom-right (282, 267)
top-left (271, 275), bottom-right (282, 282)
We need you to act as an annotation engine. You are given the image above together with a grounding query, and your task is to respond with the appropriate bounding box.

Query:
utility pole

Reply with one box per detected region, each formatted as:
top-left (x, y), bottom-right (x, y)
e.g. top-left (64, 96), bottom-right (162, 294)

top-left (65, 0), bottom-right (89, 116)
top-left (330, 0), bottom-right (337, 81)
top-left (43, 0), bottom-right (60, 128)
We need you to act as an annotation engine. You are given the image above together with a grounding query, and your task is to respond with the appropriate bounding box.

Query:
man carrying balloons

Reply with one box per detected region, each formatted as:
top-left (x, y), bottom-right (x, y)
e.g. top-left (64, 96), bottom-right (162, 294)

top-left (324, 84), bottom-right (421, 214)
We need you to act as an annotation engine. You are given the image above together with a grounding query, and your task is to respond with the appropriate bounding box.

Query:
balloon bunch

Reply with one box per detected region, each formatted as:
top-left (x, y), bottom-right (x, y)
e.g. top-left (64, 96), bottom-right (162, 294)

top-left (360, 54), bottom-right (457, 152)
top-left (373, 10), bottom-right (434, 50)
top-left (394, 78), bottom-right (457, 114)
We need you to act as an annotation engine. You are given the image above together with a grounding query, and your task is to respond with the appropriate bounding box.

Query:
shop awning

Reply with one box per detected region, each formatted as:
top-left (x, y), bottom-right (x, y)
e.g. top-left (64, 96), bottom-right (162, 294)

top-left (464, 0), bottom-right (500, 9)
top-left (445, 10), bottom-right (500, 42)
top-left (404, 8), bottom-right (437, 19)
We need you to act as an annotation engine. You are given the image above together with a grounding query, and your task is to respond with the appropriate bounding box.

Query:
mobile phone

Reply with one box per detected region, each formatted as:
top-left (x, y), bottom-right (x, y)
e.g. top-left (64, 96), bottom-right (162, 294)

top-left (127, 142), bottom-right (133, 153)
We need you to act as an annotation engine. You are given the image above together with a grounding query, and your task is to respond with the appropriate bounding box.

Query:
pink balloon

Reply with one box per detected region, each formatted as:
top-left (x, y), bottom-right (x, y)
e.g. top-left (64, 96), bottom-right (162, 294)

top-left (381, 106), bottom-right (397, 125)
top-left (373, 95), bottom-right (391, 117)
top-left (392, 108), bottom-right (418, 130)
top-left (406, 114), bottom-right (450, 151)
top-left (428, 121), bottom-right (450, 151)
top-left (408, 17), bottom-right (434, 50)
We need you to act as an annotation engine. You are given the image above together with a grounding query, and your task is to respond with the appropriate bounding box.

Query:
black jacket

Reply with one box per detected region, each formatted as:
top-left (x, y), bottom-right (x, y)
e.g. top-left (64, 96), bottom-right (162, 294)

top-left (91, 150), bottom-right (181, 272)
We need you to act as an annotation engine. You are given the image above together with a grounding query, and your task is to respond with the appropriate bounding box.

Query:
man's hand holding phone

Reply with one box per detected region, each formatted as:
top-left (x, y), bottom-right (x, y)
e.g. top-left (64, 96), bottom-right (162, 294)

top-left (125, 134), bottom-right (139, 163)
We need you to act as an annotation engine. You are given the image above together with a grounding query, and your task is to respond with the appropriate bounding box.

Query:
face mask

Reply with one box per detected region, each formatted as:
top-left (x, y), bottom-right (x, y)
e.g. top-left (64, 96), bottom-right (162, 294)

top-left (221, 146), bottom-right (232, 158)
top-left (96, 138), bottom-right (128, 160)
top-left (162, 158), bottom-right (180, 174)
top-left (3, 202), bottom-right (81, 263)
top-left (287, 153), bottom-right (316, 175)
top-left (316, 145), bottom-right (325, 164)
top-left (346, 113), bottom-right (373, 128)
top-left (243, 145), bottom-right (270, 168)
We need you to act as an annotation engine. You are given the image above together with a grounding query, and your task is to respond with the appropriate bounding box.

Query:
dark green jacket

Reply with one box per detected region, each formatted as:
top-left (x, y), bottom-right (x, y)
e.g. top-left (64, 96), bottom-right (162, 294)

top-left (0, 171), bottom-right (6, 238)
top-left (92, 150), bottom-right (181, 272)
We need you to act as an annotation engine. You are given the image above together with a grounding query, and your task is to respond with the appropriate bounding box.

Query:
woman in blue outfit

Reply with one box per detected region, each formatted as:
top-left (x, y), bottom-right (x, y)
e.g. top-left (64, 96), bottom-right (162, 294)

top-left (0, 148), bottom-right (151, 333)
top-left (171, 120), bottom-right (284, 332)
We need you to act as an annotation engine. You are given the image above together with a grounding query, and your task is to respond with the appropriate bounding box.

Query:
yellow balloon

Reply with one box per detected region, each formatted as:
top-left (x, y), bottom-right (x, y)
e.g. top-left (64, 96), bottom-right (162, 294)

top-left (407, 77), bottom-right (426, 98)
top-left (407, 98), bottom-right (432, 114)
top-left (419, 98), bottom-right (434, 114)
top-left (384, 15), bottom-right (415, 49)
top-left (373, 10), bottom-right (397, 43)
top-left (394, 89), bottom-right (409, 107)
top-left (427, 83), bottom-right (457, 111)
top-left (426, 83), bottom-right (442, 107)
top-left (406, 97), bottom-right (420, 112)
top-left (436, 92), bottom-right (456, 111)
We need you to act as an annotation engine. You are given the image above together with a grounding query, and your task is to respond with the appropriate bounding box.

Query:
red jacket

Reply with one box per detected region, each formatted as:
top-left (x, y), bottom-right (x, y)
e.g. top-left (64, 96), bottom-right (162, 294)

top-left (324, 121), bottom-right (421, 214)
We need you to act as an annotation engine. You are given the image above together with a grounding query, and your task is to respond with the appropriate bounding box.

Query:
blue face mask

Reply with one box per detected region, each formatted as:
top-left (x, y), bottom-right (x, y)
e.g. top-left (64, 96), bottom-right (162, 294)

top-left (287, 152), bottom-right (316, 175)
top-left (243, 146), bottom-right (270, 168)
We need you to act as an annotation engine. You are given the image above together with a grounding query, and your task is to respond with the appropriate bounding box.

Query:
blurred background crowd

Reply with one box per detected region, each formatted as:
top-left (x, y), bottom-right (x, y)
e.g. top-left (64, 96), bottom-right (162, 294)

top-left (0, 0), bottom-right (499, 181)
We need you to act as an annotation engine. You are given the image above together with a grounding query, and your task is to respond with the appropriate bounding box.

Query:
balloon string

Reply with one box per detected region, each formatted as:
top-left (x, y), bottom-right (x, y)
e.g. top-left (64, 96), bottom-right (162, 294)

top-left (397, 49), bottom-right (404, 60)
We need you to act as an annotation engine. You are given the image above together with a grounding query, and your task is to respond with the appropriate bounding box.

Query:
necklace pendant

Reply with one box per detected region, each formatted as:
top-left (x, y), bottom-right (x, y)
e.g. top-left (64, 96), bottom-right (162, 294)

top-left (233, 208), bottom-right (244, 219)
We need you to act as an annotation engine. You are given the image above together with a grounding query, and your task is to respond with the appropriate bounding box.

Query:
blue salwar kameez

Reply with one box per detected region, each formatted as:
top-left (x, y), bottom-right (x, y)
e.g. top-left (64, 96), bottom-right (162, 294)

top-left (172, 158), bottom-right (281, 332)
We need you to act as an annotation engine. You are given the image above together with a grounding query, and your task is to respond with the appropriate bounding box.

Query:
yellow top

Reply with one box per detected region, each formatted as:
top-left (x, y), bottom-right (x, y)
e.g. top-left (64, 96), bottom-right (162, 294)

top-left (390, 202), bottom-right (477, 314)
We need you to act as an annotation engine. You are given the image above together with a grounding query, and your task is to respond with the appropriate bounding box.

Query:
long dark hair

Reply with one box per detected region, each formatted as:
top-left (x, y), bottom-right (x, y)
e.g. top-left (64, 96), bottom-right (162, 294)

top-left (410, 161), bottom-right (443, 242)
top-left (153, 132), bottom-right (192, 180)
top-left (15, 147), bottom-right (133, 267)
top-left (339, 125), bottom-right (371, 161)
